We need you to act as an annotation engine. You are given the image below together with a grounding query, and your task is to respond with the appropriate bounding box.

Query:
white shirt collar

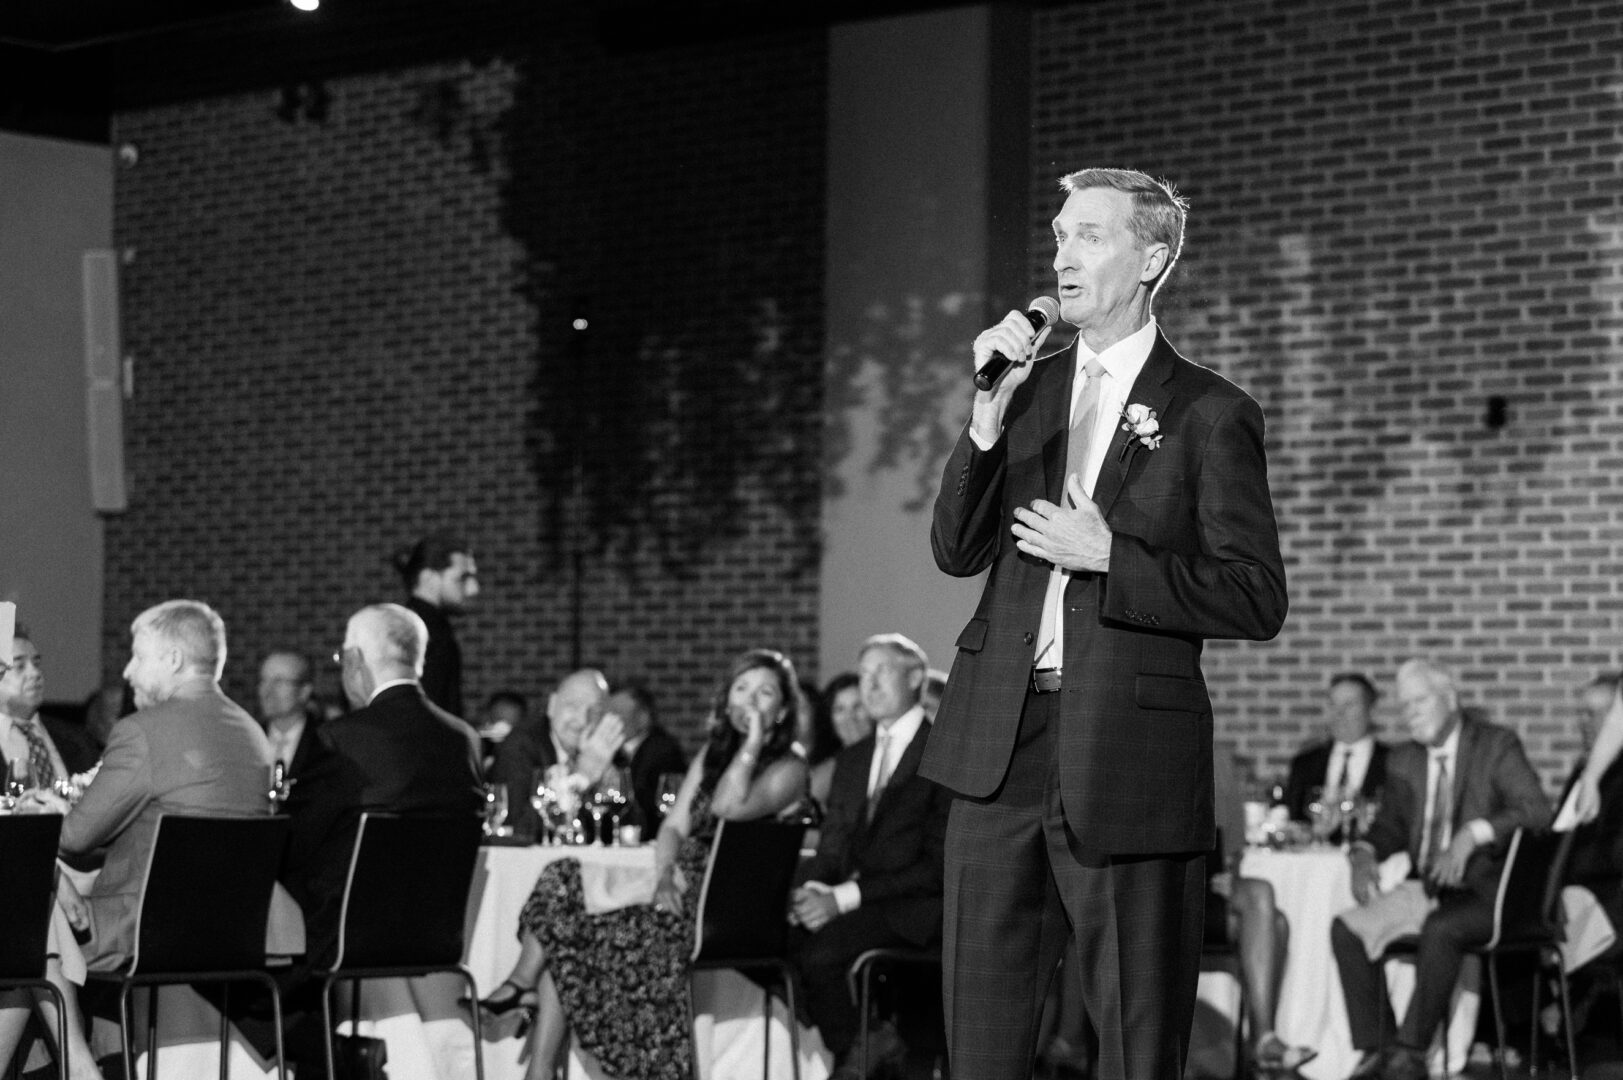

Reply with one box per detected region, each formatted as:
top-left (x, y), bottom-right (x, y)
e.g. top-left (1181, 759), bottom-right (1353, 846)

top-left (1071, 316), bottom-right (1158, 412)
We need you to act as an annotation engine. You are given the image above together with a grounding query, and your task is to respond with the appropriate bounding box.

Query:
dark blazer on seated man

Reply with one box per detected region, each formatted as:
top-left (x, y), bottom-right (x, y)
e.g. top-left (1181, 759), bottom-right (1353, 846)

top-left (1331, 661), bottom-right (1551, 1080)
top-left (280, 606), bottom-right (484, 969)
top-left (1283, 738), bottom-right (1389, 822)
top-left (623, 724), bottom-right (687, 831)
top-left (791, 634), bottom-right (951, 1066)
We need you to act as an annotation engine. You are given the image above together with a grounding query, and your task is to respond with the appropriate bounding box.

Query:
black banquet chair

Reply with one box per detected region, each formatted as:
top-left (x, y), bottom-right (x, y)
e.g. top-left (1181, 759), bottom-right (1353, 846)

top-left (687, 818), bottom-right (808, 1080)
top-left (0, 813), bottom-right (69, 1080)
top-left (85, 813), bottom-right (292, 1080)
top-left (309, 812), bottom-right (486, 1080)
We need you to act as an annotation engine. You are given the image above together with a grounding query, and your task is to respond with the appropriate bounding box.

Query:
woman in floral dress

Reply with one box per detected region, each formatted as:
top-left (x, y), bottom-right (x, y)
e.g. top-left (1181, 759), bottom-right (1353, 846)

top-left (479, 648), bottom-right (811, 1080)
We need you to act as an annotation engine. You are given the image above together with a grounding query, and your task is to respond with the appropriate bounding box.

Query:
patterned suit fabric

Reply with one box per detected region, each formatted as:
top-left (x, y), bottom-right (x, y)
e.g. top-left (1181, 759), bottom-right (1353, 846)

top-left (59, 682), bottom-right (274, 970)
top-left (926, 330), bottom-right (1288, 1078)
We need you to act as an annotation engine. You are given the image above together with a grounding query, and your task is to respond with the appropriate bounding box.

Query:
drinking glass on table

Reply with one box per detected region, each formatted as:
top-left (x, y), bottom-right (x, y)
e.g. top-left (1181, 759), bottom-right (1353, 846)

top-left (655, 772), bottom-right (683, 819)
top-left (4, 757), bottom-right (35, 810)
top-left (1306, 786), bottom-right (1341, 846)
top-left (483, 782), bottom-right (511, 838)
top-left (531, 768), bottom-right (577, 845)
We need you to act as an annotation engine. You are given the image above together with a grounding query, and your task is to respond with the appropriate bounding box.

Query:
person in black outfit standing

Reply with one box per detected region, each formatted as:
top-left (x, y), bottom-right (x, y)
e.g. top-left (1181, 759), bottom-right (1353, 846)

top-left (394, 531), bottom-right (480, 718)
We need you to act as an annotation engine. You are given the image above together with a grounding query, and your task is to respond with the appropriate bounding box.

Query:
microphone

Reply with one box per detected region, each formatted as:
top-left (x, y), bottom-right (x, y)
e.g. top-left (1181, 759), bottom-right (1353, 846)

top-left (973, 296), bottom-right (1061, 391)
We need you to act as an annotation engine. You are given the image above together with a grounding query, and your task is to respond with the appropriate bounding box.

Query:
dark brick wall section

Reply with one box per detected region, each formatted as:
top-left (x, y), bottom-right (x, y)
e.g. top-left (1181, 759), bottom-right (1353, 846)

top-left (1033, 0), bottom-right (1622, 790)
top-left (105, 8), bottom-right (827, 749)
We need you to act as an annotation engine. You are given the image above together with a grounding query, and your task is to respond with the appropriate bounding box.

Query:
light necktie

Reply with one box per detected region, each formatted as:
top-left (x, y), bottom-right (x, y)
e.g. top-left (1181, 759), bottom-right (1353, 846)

top-left (16, 718), bottom-right (56, 789)
top-left (1034, 357), bottom-right (1109, 667)
top-left (1422, 752), bottom-right (1451, 875)
top-left (867, 728), bottom-right (894, 822)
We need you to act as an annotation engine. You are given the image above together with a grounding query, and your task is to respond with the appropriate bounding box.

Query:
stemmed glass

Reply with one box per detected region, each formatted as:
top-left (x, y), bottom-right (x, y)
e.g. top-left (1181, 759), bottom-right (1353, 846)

top-left (1306, 786), bottom-right (1341, 847)
top-left (655, 773), bottom-right (683, 819)
top-left (482, 783), bottom-right (510, 838)
top-left (4, 757), bottom-right (35, 811)
top-left (531, 769), bottom-right (577, 845)
top-left (596, 767), bottom-right (630, 845)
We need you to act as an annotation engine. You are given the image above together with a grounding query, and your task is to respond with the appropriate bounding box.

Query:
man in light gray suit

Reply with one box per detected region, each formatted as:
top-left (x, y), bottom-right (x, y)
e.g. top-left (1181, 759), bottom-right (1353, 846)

top-left (57, 599), bottom-right (274, 969)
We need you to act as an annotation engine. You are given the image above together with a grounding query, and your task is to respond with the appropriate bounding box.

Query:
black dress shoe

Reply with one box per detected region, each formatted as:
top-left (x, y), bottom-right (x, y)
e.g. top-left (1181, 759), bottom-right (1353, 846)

top-left (1379, 1047), bottom-right (1428, 1080)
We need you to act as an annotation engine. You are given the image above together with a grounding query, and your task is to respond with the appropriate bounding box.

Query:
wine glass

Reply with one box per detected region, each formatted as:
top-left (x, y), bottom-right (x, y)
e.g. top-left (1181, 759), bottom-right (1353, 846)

top-left (1306, 786), bottom-right (1340, 846)
top-left (596, 767), bottom-right (630, 845)
top-left (531, 769), bottom-right (575, 845)
top-left (655, 773), bottom-right (683, 818)
top-left (482, 783), bottom-right (510, 838)
top-left (6, 756), bottom-right (35, 808)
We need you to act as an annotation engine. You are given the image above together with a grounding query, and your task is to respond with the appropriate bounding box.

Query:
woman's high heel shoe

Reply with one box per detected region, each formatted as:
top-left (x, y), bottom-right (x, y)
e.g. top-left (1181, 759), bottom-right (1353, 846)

top-left (467, 979), bottom-right (539, 1039)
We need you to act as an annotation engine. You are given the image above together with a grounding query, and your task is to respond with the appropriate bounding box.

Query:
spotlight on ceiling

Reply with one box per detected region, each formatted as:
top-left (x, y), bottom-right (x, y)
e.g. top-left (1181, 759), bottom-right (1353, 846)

top-left (289, 0), bottom-right (320, 11)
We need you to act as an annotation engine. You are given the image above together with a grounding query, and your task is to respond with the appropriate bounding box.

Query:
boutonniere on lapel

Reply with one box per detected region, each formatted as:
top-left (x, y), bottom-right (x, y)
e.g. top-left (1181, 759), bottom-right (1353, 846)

top-left (1117, 402), bottom-right (1163, 460)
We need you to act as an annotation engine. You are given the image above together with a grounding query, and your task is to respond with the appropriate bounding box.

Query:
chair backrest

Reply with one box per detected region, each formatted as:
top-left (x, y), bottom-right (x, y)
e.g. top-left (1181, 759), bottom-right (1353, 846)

top-left (131, 814), bottom-right (290, 975)
top-left (332, 812), bottom-right (483, 971)
top-left (691, 819), bottom-right (807, 965)
top-left (0, 814), bottom-right (65, 980)
top-left (1486, 827), bottom-right (1576, 951)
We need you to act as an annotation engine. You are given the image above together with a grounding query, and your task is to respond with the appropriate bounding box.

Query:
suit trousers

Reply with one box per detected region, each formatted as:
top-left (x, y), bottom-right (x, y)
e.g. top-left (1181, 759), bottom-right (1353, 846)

top-left (942, 688), bottom-right (1208, 1080)
top-left (793, 906), bottom-right (909, 1059)
top-left (1331, 888), bottom-right (1494, 1053)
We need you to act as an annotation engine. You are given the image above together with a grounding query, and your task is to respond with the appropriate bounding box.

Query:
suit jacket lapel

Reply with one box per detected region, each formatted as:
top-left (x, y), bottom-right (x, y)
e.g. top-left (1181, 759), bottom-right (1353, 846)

top-left (1038, 341), bottom-right (1076, 505)
top-left (1095, 332), bottom-right (1178, 517)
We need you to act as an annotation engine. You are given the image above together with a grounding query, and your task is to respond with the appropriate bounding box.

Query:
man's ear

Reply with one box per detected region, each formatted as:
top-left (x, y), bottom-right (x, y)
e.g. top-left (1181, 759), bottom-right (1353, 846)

top-left (1140, 242), bottom-right (1169, 284)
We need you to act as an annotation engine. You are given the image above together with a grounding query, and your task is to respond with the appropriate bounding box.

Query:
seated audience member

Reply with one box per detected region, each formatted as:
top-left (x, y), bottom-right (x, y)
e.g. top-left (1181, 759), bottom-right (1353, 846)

top-left (0, 624), bottom-right (101, 1080)
top-left (1209, 744), bottom-right (1313, 1071)
top-left (603, 682), bottom-right (686, 832)
top-left (1562, 674), bottom-right (1623, 947)
top-left (808, 671), bottom-right (868, 810)
top-left (1283, 672), bottom-right (1389, 823)
top-left (478, 689), bottom-right (528, 747)
top-left (0, 625), bottom-right (73, 788)
top-left (280, 603), bottom-right (485, 969)
top-left (257, 650), bottom-right (323, 778)
top-left (1330, 659), bottom-right (1551, 1080)
top-left (489, 668), bottom-right (617, 838)
top-left (82, 680), bottom-right (131, 755)
top-left (479, 649), bottom-right (813, 1080)
top-left (792, 634), bottom-right (950, 1077)
top-left (1571, 670), bottom-right (1623, 826)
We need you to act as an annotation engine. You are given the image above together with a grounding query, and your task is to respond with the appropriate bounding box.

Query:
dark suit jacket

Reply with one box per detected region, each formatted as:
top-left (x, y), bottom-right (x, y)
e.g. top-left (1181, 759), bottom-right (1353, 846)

top-left (407, 596), bottom-right (464, 720)
top-left (267, 711), bottom-right (326, 780)
top-left (279, 683), bottom-right (484, 966)
top-left (60, 680), bottom-right (274, 969)
top-left (489, 721), bottom-right (559, 838)
top-left (799, 720), bottom-right (951, 945)
top-left (1363, 714), bottom-right (1552, 898)
top-left (1561, 755), bottom-right (1623, 923)
top-left (624, 727), bottom-right (687, 831)
top-left (926, 331), bottom-right (1288, 854)
top-left (1283, 738), bottom-right (1390, 822)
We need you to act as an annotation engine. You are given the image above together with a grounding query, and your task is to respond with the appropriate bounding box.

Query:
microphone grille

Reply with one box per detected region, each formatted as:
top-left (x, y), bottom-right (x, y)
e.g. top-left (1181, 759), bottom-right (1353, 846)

top-left (1027, 295), bottom-right (1061, 327)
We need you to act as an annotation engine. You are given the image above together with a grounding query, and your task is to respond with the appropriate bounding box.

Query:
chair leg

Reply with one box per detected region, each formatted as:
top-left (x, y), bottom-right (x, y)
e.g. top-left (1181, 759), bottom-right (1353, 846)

top-left (857, 958), bottom-right (873, 1080)
top-left (783, 967), bottom-right (802, 1080)
top-left (321, 977), bottom-right (338, 1080)
top-left (760, 982), bottom-right (771, 1080)
top-left (1554, 961), bottom-right (1578, 1080)
top-left (40, 980), bottom-right (69, 1080)
top-left (458, 968), bottom-right (486, 1080)
top-left (1530, 963), bottom-right (1543, 1078)
top-left (257, 972), bottom-right (288, 1080)
top-left (1485, 956), bottom-right (1505, 1080)
top-left (146, 985), bottom-right (160, 1080)
top-left (116, 984), bottom-right (135, 1080)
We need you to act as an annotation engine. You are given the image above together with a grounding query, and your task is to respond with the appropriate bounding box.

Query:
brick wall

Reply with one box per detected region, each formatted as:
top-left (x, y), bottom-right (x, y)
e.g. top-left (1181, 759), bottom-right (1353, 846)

top-left (105, 6), bottom-right (827, 750)
top-left (1033, 0), bottom-right (1623, 790)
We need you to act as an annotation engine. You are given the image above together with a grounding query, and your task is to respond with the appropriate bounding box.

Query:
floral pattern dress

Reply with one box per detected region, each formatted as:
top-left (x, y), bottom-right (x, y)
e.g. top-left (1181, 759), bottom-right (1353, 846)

top-left (518, 782), bottom-right (720, 1080)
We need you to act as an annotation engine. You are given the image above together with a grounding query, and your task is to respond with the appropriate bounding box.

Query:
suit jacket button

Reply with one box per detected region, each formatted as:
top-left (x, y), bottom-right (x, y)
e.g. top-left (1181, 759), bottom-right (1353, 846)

top-left (1022, 631), bottom-right (1034, 645)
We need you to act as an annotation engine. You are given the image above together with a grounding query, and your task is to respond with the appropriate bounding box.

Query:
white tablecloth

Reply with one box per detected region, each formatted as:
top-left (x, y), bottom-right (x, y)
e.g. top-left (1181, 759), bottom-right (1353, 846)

top-left (1240, 847), bottom-right (1480, 1080)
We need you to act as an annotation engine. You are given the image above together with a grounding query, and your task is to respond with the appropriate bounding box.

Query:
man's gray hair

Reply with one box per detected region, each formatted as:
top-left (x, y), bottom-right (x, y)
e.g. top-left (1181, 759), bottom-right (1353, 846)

top-left (349, 604), bottom-right (428, 675)
top-left (1058, 167), bottom-right (1188, 299)
top-left (1396, 657), bottom-right (1457, 700)
top-left (860, 633), bottom-right (929, 674)
top-left (132, 600), bottom-right (228, 680)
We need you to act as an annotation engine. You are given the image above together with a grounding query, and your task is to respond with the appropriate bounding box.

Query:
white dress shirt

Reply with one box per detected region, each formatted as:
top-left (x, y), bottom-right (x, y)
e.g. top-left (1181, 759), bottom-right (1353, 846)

top-left (1323, 735), bottom-right (1376, 797)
